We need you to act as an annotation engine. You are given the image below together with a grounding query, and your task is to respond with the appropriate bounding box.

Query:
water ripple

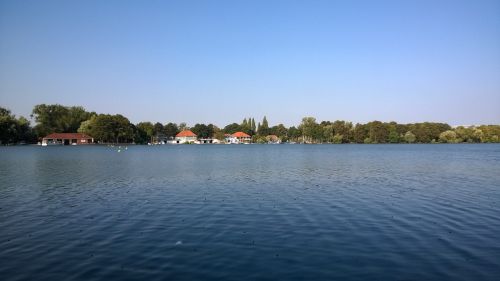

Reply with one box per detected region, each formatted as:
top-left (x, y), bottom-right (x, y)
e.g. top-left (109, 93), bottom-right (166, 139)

top-left (1, 144), bottom-right (499, 281)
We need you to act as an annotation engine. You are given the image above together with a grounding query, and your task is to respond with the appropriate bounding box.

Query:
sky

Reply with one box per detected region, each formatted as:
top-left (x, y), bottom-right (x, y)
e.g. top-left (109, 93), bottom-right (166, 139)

top-left (1, 0), bottom-right (499, 127)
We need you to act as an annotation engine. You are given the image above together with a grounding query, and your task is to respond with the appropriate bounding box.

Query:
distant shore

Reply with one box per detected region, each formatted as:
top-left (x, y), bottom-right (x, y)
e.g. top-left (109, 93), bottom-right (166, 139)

top-left (1, 104), bottom-right (499, 145)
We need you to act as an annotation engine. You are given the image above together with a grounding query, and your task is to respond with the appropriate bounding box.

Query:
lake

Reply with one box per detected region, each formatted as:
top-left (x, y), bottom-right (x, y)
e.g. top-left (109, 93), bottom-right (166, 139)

top-left (1, 144), bottom-right (499, 281)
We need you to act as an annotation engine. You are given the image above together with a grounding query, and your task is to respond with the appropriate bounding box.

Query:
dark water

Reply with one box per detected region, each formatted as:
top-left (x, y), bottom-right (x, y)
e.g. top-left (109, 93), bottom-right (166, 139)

top-left (1, 144), bottom-right (500, 281)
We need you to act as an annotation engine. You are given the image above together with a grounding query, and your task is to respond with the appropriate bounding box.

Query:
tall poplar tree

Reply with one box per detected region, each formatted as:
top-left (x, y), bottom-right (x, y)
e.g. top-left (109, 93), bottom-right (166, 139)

top-left (259, 116), bottom-right (270, 136)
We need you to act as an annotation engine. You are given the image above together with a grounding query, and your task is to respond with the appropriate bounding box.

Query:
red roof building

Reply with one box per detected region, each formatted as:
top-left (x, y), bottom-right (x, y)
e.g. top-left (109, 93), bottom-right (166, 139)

top-left (176, 130), bottom-right (197, 137)
top-left (42, 133), bottom-right (94, 145)
top-left (231, 132), bottom-right (252, 143)
top-left (231, 132), bottom-right (251, 138)
top-left (175, 130), bottom-right (197, 143)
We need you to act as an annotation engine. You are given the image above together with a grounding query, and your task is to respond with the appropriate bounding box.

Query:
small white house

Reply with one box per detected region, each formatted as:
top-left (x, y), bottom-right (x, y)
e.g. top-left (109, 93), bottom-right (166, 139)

top-left (175, 130), bottom-right (197, 144)
top-left (225, 134), bottom-right (238, 144)
top-left (225, 132), bottom-right (251, 144)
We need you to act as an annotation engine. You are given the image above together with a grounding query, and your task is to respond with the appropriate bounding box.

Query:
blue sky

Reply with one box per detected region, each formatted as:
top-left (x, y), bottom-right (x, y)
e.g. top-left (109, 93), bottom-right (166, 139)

top-left (1, 0), bottom-right (499, 126)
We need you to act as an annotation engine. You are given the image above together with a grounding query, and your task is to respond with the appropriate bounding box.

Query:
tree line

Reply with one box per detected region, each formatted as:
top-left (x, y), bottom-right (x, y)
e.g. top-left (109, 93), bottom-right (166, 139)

top-left (1, 104), bottom-right (499, 144)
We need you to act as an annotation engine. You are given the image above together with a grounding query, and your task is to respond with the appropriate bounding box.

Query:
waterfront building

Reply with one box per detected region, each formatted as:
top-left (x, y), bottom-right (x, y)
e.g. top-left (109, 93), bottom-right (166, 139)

top-left (41, 133), bottom-right (94, 146)
top-left (225, 132), bottom-right (251, 144)
top-left (175, 130), bottom-right (197, 144)
top-left (198, 138), bottom-right (221, 144)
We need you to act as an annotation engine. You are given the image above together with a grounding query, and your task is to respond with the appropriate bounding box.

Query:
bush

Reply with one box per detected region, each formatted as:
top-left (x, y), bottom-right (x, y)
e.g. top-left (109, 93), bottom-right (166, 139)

top-left (439, 130), bottom-right (458, 143)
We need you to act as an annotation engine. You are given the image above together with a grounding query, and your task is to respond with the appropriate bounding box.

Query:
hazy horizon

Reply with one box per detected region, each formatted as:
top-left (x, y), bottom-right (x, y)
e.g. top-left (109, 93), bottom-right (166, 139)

top-left (1, 0), bottom-right (499, 127)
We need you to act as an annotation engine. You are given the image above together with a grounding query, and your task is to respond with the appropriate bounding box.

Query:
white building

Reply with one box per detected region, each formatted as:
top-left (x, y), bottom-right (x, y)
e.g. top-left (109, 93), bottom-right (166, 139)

top-left (225, 132), bottom-right (252, 144)
top-left (175, 130), bottom-right (197, 144)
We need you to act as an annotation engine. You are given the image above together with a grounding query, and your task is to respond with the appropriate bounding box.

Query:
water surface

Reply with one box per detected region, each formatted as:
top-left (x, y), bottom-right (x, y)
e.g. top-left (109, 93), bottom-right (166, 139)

top-left (1, 144), bottom-right (500, 280)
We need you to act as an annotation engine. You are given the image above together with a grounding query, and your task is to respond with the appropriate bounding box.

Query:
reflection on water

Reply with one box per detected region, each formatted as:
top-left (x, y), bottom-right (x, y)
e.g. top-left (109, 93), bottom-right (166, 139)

top-left (1, 144), bottom-right (500, 281)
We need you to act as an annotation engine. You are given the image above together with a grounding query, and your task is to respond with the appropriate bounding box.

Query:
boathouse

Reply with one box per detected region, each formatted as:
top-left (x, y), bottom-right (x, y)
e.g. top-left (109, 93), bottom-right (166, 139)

top-left (42, 133), bottom-right (94, 146)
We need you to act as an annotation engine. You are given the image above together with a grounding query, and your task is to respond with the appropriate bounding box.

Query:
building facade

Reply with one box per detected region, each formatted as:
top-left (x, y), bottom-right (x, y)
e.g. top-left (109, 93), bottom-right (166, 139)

top-left (225, 132), bottom-right (251, 144)
top-left (175, 130), bottom-right (197, 144)
top-left (42, 133), bottom-right (94, 146)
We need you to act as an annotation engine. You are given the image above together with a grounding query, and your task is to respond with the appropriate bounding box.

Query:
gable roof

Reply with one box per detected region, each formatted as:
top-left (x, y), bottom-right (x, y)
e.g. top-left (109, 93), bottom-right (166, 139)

top-left (43, 133), bottom-right (93, 139)
top-left (176, 130), bottom-right (197, 137)
top-left (232, 132), bottom-right (251, 138)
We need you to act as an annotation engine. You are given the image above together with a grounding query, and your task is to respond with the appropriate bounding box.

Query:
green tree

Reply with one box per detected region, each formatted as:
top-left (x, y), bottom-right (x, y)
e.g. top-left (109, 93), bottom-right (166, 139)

top-left (471, 129), bottom-right (484, 143)
top-left (454, 126), bottom-right (475, 143)
top-left (367, 121), bottom-right (388, 143)
top-left (410, 122), bottom-right (451, 143)
top-left (353, 124), bottom-right (368, 143)
top-left (287, 126), bottom-right (301, 141)
top-left (78, 118), bottom-right (93, 135)
top-left (0, 108), bottom-right (19, 144)
top-left (388, 129), bottom-right (400, 143)
top-left (153, 122), bottom-right (164, 136)
top-left (136, 122), bottom-right (155, 143)
top-left (258, 116), bottom-right (270, 136)
top-left (213, 126), bottom-right (225, 141)
top-left (439, 130), bottom-right (458, 143)
top-left (66, 106), bottom-right (95, 133)
top-left (242, 118), bottom-right (248, 129)
top-left (323, 124), bottom-right (334, 142)
top-left (269, 124), bottom-right (288, 138)
top-left (240, 117), bottom-right (254, 135)
top-left (252, 135), bottom-right (267, 144)
top-left (16, 116), bottom-right (34, 143)
top-left (404, 131), bottom-right (416, 143)
top-left (224, 123), bottom-right (242, 134)
top-left (477, 125), bottom-right (500, 142)
top-left (0, 107), bottom-right (34, 144)
top-left (178, 122), bottom-right (188, 131)
top-left (191, 123), bottom-right (214, 139)
top-left (163, 123), bottom-right (179, 138)
top-left (299, 117), bottom-right (320, 143)
top-left (331, 120), bottom-right (352, 143)
top-left (82, 114), bottom-right (134, 143)
top-left (31, 104), bottom-right (93, 137)
top-left (332, 134), bottom-right (343, 144)
top-left (0, 107), bottom-right (11, 116)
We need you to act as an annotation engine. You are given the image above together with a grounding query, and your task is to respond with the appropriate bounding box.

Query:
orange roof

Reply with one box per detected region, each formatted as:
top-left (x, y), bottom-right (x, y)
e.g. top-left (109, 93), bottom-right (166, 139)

top-left (43, 133), bottom-right (93, 139)
top-left (176, 130), bottom-right (197, 137)
top-left (232, 132), bottom-right (251, 138)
